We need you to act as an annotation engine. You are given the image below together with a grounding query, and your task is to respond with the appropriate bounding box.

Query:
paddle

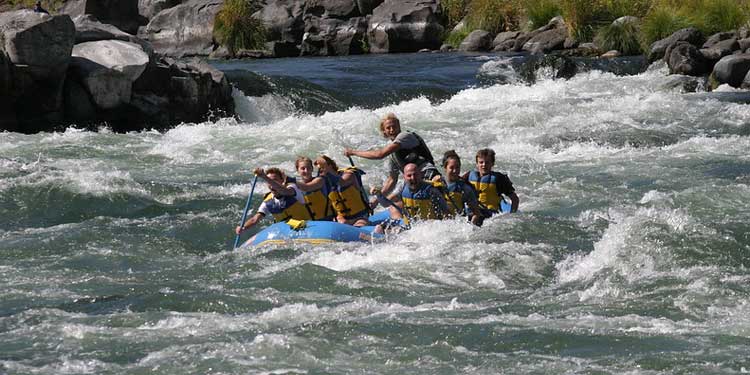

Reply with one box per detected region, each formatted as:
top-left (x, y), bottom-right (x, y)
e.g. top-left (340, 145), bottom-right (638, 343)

top-left (233, 174), bottom-right (258, 249)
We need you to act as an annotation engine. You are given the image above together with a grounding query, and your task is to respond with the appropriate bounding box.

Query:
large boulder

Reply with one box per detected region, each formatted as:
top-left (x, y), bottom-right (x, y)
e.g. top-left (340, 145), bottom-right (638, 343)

top-left (0, 10), bottom-right (75, 80)
top-left (666, 42), bottom-right (710, 76)
top-left (702, 32), bottom-right (736, 49)
top-left (256, 0), bottom-right (306, 45)
top-left (355, 0), bottom-right (384, 15)
top-left (60, 0), bottom-right (146, 35)
top-left (143, 0), bottom-right (223, 57)
top-left (300, 16), bottom-right (368, 56)
top-left (138, 0), bottom-right (182, 20)
top-left (72, 40), bottom-right (150, 81)
top-left (72, 15), bottom-right (153, 54)
top-left (305, 0), bottom-right (360, 19)
top-left (700, 38), bottom-right (739, 62)
top-left (648, 27), bottom-right (704, 63)
top-left (492, 31), bottom-right (520, 50)
top-left (712, 54), bottom-right (750, 88)
top-left (68, 56), bottom-right (133, 109)
top-left (523, 27), bottom-right (567, 54)
top-left (367, 0), bottom-right (444, 53)
top-left (458, 30), bottom-right (493, 52)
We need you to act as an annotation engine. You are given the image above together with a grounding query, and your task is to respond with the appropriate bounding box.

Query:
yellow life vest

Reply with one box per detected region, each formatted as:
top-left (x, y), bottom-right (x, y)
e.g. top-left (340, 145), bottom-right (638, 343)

top-left (263, 192), bottom-right (313, 223)
top-left (444, 180), bottom-right (467, 216)
top-left (303, 189), bottom-right (334, 221)
top-left (402, 181), bottom-right (442, 220)
top-left (329, 167), bottom-right (369, 219)
top-left (468, 170), bottom-right (502, 211)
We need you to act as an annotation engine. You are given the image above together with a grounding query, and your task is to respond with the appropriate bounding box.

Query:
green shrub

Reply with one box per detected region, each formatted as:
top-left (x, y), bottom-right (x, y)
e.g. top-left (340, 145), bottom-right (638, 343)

top-left (600, 0), bottom-right (652, 19)
top-left (466, 0), bottom-right (520, 34)
top-left (213, 0), bottom-right (266, 57)
top-left (697, 0), bottom-right (749, 35)
top-left (521, 0), bottom-right (562, 30)
top-left (441, 0), bottom-right (470, 29)
top-left (444, 27), bottom-right (472, 48)
top-left (640, 4), bottom-right (692, 47)
top-left (594, 19), bottom-right (642, 55)
top-left (558, 0), bottom-right (611, 41)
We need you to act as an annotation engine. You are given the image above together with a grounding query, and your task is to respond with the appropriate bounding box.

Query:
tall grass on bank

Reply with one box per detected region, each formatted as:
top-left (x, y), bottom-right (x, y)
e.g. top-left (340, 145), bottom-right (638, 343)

top-left (213, 0), bottom-right (266, 57)
top-left (640, 5), bottom-right (691, 47)
top-left (595, 19), bottom-right (642, 55)
top-left (466, 0), bottom-right (520, 34)
top-left (522, 0), bottom-right (561, 30)
top-left (441, 0), bottom-right (469, 30)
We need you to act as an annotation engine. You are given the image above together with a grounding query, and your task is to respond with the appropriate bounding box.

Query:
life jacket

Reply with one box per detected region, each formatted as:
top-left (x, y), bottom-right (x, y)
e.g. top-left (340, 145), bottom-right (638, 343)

top-left (263, 191), bottom-right (313, 223)
top-left (467, 170), bottom-right (505, 212)
top-left (391, 131), bottom-right (435, 171)
top-left (444, 180), bottom-right (468, 216)
top-left (301, 174), bottom-right (336, 221)
top-left (402, 181), bottom-right (443, 220)
top-left (329, 167), bottom-right (370, 220)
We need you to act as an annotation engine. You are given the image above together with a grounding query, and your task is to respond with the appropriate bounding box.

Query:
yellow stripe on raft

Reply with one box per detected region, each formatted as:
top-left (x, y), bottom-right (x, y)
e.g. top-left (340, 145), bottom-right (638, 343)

top-left (254, 238), bottom-right (337, 247)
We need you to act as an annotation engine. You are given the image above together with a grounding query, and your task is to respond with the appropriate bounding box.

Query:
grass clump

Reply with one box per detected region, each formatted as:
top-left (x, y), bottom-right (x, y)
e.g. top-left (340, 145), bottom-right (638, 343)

top-left (213, 0), bottom-right (266, 57)
top-left (694, 0), bottom-right (750, 35)
top-left (466, 0), bottom-right (520, 34)
top-left (640, 5), bottom-right (692, 47)
top-left (444, 27), bottom-right (472, 48)
top-left (594, 19), bottom-right (642, 55)
top-left (522, 0), bottom-right (562, 30)
top-left (441, 0), bottom-right (470, 30)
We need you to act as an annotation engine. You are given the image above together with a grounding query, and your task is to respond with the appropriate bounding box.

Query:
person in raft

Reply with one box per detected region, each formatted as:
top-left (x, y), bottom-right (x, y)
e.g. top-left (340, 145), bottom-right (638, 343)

top-left (371, 163), bottom-right (450, 225)
top-left (235, 167), bottom-right (311, 235)
top-left (314, 155), bottom-right (371, 227)
top-left (441, 150), bottom-right (484, 226)
top-left (294, 156), bottom-right (336, 221)
top-left (463, 148), bottom-right (519, 224)
top-left (344, 113), bottom-right (441, 202)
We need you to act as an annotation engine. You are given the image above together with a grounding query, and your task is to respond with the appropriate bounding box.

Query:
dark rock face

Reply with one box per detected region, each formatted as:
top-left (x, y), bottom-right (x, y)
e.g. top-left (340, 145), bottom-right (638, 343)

top-left (666, 42), bottom-right (710, 76)
top-left (301, 16), bottom-right (368, 56)
top-left (712, 54), bottom-right (750, 88)
top-left (306, 0), bottom-right (360, 18)
top-left (700, 38), bottom-right (739, 62)
top-left (702, 32), bottom-right (736, 49)
top-left (355, 0), bottom-right (384, 15)
top-left (0, 11), bottom-right (76, 80)
top-left (367, 0), bottom-right (443, 53)
top-left (648, 27), bottom-right (704, 63)
top-left (459, 30), bottom-right (492, 52)
top-left (256, 0), bottom-right (306, 45)
top-left (60, 0), bottom-right (146, 34)
top-left (142, 0), bottom-right (223, 57)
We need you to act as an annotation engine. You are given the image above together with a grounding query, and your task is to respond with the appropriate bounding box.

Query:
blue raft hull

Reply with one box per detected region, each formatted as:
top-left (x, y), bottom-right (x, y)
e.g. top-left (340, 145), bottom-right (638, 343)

top-left (243, 210), bottom-right (392, 248)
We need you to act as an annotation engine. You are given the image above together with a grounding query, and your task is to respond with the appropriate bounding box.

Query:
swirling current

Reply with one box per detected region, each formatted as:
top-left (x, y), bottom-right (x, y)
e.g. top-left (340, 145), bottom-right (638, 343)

top-left (2, 52), bottom-right (750, 374)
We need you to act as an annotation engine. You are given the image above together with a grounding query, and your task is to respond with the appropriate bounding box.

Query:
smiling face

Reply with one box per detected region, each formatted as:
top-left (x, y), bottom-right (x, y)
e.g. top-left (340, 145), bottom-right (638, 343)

top-left (445, 158), bottom-right (461, 182)
top-left (476, 156), bottom-right (494, 176)
top-left (381, 119), bottom-right (401, 140)
top-left (314, 158), bottom-right (330, 175)
top-left (296, 160), bottom-right (313, 181)
top-left (403, 163), bottom-right (422, 189)
top-left (266, 172), bottom-right (284, 193)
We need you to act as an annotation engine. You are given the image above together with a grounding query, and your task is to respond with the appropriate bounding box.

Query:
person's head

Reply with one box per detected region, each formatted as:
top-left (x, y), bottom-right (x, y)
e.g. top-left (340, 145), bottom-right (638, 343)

top-left (403, 163), bottom-right (423, 189)
top-left (265, 167), bottom-right (286, 193)
top-left (475, 148), bottom-right (495, 175)
top-left (295, 156), bottom-right (314, 181)
top-left (442, 150), bottom-right (461, 182)
top-left (314, 155), bottom-right (339, 174)
top-left (379, 113), bottom-right (401, 140)
top-left (35, 1), bottom-right (41, 6)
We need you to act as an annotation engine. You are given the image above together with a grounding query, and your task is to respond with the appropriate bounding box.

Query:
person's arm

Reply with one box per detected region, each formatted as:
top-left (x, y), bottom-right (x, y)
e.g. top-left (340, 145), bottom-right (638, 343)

top-left (462, 184), bottom-right (483, 221)
top-left (339, 171), bottom-right (356, 188)
top-left (255, 167), bottom-right (295, 196)
top-left (235, 212), bottom-right (265, 234)
top-left (508, 192), bottom-right (519, 213)
top-left (381, 173), bottom-right (399, 198)
top-left (295, 176), bottom-right (324, 192)
top-left (344, 142), bottom-right (400, 160)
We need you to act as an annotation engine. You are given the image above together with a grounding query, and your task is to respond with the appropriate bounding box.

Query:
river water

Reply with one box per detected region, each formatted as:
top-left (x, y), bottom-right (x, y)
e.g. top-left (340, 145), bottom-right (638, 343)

top-left (2, 52), bottom-right (750, 374)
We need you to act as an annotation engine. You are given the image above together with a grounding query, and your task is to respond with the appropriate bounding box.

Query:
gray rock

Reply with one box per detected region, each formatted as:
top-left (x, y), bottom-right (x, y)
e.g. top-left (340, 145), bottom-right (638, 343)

top-left (139, 0), bottom-right (182, 19)
top-left (60, 0), bottom-right (146, 35)
top-left (367, 0), bottom-right (443, 53)
top-left (713, 53), bottom-right (750, 87)
top-left (439, 43), bottom-right (453, 52)
top-left (143, 0), bottom-right (223, 57)
top-left (256, 0), bottom-right (306, 45)
top-left (659, 74), bottom-right (704, 93)
top-left (68, 56), bottom-right (133, 109)
top-left (72, 15), bottom-right (153, 55)
top-left (563, 37), bottom-right (579, 49)
top-left (648, 27), bottom-right (704, 63)
top-left (666, 42), bottom-right (710, 76)
top-left (600, 50), bottom-right (621, 58)
top-left (355, 0), bottom-right (384, 15)
top-left (523, 28), bottom-right (567, 54)
top-left (492, 31), bottom-right (520, 49)
top-left (72, 40), bottom-right (150, 82)
top-left (702, 32), bottom-right (736, 49)
top-left (613, 16), bottom-right (639, 26)
top-left (0, 10), bottom-right (75, 80)
top-left (459, 30), bottom-right (493, 52)
top-left (305, 0), bottom-right (360, 18)
top-left (63, 77), bottom-right (96, 121)
top-left (739, 38), bottom-right (750, 52)
top-left (700, 38), bottom-right (739, 61)
top-left (300, 16), bottom-right (368, 56)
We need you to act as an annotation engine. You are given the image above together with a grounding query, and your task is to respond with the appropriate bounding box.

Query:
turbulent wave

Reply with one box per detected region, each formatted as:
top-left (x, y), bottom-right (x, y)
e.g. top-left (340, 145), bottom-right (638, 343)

top-left (3, 53), bottom-right (750, 374)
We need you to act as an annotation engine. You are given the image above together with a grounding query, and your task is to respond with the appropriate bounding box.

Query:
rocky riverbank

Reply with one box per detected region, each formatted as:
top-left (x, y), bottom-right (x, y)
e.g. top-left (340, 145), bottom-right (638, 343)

top-left (4, 0), bottom-right (750, 133)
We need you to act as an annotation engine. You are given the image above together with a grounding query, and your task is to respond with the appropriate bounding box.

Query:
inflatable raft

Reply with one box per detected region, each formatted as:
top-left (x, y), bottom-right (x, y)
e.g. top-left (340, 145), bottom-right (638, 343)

top-left (242, 210), bottom-right (393, 248)
top-left (242, 201), bottom-right (511, 248)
